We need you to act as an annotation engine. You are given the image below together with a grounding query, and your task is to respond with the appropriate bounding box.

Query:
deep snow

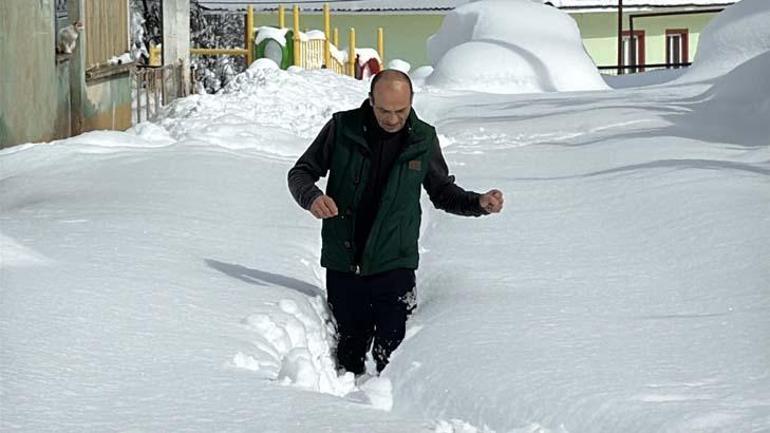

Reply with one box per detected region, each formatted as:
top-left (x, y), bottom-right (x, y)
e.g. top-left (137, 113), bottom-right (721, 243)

top-left (2, 1), bottom-right (769, 432)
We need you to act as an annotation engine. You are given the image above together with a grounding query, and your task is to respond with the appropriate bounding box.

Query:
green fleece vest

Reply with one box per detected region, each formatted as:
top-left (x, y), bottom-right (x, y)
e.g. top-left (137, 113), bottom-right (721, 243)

top-left (321, 106), bottom-right (436, 276)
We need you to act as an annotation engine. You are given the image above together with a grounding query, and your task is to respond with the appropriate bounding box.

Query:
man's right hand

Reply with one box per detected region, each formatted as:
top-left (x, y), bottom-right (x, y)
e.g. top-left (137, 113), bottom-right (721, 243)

top-left (310, 195), bottom-right (339, 219)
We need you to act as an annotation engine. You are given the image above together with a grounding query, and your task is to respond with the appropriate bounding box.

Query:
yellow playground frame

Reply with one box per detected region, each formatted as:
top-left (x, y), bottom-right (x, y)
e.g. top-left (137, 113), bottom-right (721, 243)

top-left (191, 4), bottom-right (386, 79)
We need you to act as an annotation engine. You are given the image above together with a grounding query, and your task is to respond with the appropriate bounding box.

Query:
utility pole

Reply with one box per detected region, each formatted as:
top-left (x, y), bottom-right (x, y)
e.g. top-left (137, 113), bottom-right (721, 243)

top-left (162, 0), bottom-right (191, 99)
top-left (617, 0), bottom-right (624, 75)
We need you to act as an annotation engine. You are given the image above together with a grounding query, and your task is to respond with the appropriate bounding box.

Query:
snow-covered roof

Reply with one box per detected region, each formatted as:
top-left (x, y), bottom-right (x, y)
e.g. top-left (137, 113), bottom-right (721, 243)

top-left (201, 0), bottom-right (737, 12)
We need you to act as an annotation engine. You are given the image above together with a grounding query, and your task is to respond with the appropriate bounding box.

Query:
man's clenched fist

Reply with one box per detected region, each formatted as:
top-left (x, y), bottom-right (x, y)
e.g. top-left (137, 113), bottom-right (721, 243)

top-left (479, 189), bottom-right (504, 214)
top-left (310, 195), bottom-right (339, 219)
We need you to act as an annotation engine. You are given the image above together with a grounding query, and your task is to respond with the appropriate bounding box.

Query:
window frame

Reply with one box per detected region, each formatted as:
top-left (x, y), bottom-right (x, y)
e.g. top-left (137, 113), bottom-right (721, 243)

top-left (665, 29), bottom-right (690, 68)
top-left (621, 30), bottom-right (646, 73)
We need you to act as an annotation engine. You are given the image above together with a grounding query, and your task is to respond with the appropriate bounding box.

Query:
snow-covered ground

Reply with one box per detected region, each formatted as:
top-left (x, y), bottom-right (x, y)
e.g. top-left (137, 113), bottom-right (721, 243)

top-left (2, 1), bottom-right (769, 432)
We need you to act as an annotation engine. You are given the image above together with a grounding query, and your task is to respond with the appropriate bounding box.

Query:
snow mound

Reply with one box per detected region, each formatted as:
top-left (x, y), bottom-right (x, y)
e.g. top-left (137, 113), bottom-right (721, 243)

top-left (155, 66), bottom-right (367, 156)
top-left (235, 297), bottom-right (356, 397)
top-left (387, 59), bottom-right (411, 73)
top-left (234, 295), bottom-right (395, 410)
top-left (679, 0), bottom-right (770, 82)
top-left (425, 0), bottom-right (608, 94)
top-left (412, 66), bottom-right (434, 80)
top-left (247, 57), bottom-right (280, 71)
top-left (411, 65), bottom-right (435, 88)
top-left (678, 51), bottom-right (770, 144)
top-left (63, 129), bottom-right (173, 152)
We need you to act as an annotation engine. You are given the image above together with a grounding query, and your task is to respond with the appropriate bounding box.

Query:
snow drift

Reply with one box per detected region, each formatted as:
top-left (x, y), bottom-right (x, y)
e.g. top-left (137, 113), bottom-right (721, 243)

top-left (677, 51), bottom-right (770, 145)
top-left (425, 0), bottom-right (608, 94)
top-left (669, 0), bottom-right (770, 144)
top-left (679, 0), bottom-right (770, 83)
top-left (154, 62), bottom-right (368, 155)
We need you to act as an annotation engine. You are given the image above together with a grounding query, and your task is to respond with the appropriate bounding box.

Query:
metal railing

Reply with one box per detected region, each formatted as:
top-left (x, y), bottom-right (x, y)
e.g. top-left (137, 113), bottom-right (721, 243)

top-left (599, 62), bottom-right (692, 76)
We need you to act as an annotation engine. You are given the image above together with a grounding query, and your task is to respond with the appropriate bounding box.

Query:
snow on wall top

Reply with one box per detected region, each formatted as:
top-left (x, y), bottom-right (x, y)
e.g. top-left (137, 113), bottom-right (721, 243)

top-left (200, 0), bottom-right (737, 12)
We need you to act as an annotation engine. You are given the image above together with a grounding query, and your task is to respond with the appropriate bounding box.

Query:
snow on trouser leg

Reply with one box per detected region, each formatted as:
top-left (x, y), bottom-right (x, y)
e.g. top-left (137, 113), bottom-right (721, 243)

top-left (370, 268), bottom-right (415, 373)
top-left (326, 268), bottom-right (416, 375)
top-left (326, 269), bottom-right (374, 375)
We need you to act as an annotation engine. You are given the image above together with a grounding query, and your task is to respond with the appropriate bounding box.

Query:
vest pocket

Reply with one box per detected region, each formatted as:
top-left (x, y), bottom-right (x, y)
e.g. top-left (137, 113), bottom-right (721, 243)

top-left (322, 217), bottom-right (349, 257)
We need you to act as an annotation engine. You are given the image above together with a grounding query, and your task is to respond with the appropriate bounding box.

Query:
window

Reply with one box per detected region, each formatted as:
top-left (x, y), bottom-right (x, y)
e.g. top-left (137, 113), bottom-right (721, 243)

top-left (666, 29), bottom-right (689, 68)
top-left (621, 30), bottom-right (646, 73)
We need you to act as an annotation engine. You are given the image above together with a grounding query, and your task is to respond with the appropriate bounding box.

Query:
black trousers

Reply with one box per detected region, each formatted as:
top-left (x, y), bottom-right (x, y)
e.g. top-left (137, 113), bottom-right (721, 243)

top-left (326, 268), bottom-right (416, 375)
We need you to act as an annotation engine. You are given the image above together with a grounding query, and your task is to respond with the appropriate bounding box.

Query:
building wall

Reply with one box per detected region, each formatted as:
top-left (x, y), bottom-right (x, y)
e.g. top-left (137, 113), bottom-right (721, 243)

top-left (71, 0), bottom-right (133, 135)
top-left (0, 0), bottom-right (133, 148)
top-left (0, 0), bottom-right (70, 147)
top-left (55, 61), bottom-right (73, 139)
top-left (80, 77), bottom-right (134, 133)
top-left (575, 11), bottom-right (719, 67)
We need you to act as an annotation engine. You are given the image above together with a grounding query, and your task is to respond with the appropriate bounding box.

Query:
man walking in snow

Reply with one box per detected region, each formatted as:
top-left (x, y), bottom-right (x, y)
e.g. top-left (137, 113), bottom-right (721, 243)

top-left (288, 70), bottom-right (503, 377)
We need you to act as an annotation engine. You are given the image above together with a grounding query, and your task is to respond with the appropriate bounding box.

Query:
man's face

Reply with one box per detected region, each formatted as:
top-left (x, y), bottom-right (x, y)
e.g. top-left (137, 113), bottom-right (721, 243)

top-left (369, 80), bottom-right (412, 133)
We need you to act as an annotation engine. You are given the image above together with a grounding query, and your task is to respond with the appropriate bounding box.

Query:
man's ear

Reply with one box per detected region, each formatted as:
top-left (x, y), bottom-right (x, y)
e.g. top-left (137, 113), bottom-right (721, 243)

top-left (368, 93), bottom-right (374, 106)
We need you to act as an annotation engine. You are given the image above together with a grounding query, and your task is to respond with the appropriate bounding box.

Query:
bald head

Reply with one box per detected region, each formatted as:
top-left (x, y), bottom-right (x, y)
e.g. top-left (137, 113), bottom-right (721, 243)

top-left (369, 70), bottom-right (413, 132)
top-left (370, 69), bottom-right (414, 101)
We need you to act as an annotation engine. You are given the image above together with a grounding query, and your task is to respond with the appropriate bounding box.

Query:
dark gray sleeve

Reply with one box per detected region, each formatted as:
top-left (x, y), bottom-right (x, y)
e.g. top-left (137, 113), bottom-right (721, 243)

top-left (288, 120), bottom-right (335, 210)
top-left (423, 136), bottom-right (488, 217)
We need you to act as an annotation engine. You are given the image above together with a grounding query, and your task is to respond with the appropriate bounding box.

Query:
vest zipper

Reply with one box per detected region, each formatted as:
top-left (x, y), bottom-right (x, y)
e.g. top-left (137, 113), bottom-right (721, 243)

top-left (350, 158), bottom-right (368, 268)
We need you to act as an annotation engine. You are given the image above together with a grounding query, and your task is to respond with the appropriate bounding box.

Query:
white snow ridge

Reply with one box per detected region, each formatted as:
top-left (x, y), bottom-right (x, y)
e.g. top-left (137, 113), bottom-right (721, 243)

top-left (235, 296), bottom-right (357, 396)
top-left (235, 296), bottom-right (396, 410)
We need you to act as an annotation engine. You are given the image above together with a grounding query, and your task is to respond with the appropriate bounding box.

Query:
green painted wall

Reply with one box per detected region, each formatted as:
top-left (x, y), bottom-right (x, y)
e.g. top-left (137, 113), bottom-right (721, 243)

top-left (80, 75), bottom-right (134, 132)
top-left (574, 11), bottom-right (719, 67)
top-left (255, 9), bottom-right (720, 71)
top-left (0, 0), bottom-right (68, 147)
top-left (55, 61), bottom-right (73, 139)
top-left (0, 0), bottom-right (133, 148)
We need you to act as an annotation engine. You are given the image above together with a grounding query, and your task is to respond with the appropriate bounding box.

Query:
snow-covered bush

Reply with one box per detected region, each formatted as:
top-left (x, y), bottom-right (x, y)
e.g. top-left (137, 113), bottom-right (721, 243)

top-left (130, 0), bottom-right (247, 93)
top-left (129, 10), bottom-right (149, 64)
top-left (129, 0), bottom-right (162, 56)
top-left (190, 5), bottom-right (247, 93)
